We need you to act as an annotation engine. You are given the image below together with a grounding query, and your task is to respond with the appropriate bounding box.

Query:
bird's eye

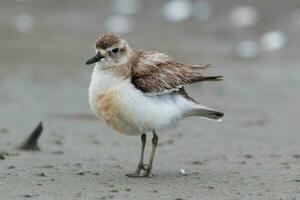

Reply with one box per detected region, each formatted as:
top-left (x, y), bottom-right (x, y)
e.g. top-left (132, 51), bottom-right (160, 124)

top-left (112, 48), bottom-right (119, 53)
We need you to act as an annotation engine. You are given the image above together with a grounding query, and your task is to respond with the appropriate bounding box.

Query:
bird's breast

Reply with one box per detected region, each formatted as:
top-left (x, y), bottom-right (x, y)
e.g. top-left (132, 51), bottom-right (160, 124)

top-left (89, 82), bottom-right (142, 135)
top-left (88, 67), bottom-right (189, 135)
top-left (90, 89), bottom-right (123, 132)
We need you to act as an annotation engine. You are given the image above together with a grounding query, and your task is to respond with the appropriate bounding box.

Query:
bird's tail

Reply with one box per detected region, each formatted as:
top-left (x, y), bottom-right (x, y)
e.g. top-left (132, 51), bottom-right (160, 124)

top-left (184, 105), bottom-right (224, 122)
top-left (191, 75), bottom-right (223, 83)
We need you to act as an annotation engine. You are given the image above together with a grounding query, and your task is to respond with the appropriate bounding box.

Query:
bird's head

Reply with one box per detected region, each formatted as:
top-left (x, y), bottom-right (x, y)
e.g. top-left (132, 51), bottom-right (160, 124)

top-left (85, 33), bottom-right (133, 68)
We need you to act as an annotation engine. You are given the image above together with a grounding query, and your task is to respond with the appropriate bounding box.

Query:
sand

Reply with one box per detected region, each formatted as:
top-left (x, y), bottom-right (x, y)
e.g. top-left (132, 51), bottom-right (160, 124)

top-left (0, 1), bottom-right (300, 199)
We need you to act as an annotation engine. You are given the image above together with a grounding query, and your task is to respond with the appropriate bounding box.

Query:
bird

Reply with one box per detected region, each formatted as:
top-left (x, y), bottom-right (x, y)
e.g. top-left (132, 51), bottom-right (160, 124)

top-left (86, 33), bottom-right (224, 178)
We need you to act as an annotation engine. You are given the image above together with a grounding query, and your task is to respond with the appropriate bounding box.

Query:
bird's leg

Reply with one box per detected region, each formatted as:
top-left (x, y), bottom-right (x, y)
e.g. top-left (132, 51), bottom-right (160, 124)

top-left (140, 130), bottom-right (158, 178)
top-left (126, 133), bottom-right (146, 177)
top-left (135, 133), bottom-right (147, 171)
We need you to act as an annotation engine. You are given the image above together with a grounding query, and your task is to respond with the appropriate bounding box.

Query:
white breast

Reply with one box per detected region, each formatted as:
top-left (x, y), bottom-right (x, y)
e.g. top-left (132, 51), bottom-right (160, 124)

top-left (89, 64), bottom-right (195, 135)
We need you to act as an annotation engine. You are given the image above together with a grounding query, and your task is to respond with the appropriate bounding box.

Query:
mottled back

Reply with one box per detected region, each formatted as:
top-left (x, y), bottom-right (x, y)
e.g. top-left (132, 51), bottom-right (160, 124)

top-left (131, 50), bottom-right (222, 94)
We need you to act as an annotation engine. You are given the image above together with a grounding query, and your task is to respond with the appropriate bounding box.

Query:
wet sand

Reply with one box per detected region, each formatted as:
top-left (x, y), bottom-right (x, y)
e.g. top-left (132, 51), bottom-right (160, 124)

top-left (1, 1), bottom-right (300, 199)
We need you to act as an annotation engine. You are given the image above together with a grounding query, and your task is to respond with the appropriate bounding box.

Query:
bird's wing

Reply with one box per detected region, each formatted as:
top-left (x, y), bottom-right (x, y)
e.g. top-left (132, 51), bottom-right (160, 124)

top-left (131, 50), bottom-right (223, 95)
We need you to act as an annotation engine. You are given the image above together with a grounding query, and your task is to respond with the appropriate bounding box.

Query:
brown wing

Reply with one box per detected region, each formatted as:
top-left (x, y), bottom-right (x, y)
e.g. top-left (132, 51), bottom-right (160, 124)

top-left (131, 50), bottom-right (223, 94)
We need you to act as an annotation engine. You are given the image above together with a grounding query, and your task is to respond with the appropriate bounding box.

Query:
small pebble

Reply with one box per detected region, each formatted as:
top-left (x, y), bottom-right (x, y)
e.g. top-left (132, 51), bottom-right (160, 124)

top-left (244, 154), bottom-right (253, 159)
top-left (38, 173), bottom-right (47, 177)
top-left (0, 154), bottom-right (5, 160)
top-left (192, 161), bottom-right (204, 165)
top-left (77, 172), bottom-right (85, 176)
top-left (180, 168), bottom-right (187, 175)
top-left (21, 194), bottom-right (32, 198)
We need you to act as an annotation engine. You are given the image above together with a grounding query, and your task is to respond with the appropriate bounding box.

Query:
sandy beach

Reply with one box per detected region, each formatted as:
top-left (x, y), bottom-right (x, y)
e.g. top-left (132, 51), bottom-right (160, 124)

top-left (0, 1), bottom-right (300, 199)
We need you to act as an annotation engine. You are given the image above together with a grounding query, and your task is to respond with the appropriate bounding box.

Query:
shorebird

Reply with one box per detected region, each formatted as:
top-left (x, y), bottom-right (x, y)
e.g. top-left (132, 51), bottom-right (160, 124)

top-left (86, 33), bottom-right (224, 178)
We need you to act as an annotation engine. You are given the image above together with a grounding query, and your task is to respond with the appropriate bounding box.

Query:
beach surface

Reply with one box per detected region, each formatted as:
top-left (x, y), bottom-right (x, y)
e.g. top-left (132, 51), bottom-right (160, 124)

top-left (0, 1), bottom-right (300, 199)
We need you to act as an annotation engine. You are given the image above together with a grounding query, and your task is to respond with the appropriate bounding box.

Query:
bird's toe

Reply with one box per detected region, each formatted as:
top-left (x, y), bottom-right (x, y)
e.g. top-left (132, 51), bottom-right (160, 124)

top-left (139, 168), bottom-right (153, 178)
top-left (125, 171), bottom-right (141, 178)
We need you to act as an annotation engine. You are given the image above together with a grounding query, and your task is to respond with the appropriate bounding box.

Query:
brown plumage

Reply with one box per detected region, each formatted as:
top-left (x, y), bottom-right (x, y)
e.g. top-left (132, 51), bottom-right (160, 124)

top-left (96, 33), bottom-right (120, 49)
top-left (131, 50), bottom-right (223, 94)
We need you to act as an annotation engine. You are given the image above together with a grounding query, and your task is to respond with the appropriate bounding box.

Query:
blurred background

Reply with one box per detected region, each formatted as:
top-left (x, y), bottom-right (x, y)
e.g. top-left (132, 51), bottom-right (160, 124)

top-left (0, 0), bottom-right (300, 199)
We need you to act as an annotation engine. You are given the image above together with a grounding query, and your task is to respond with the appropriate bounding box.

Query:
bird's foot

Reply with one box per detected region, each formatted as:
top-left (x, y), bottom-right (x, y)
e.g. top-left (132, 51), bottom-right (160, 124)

top-left (139, 167), bottom-right (153, 178)
top-left (125, 164), bottom-right (147, 178)
top-left (125, 171), bottom-right (141, 178)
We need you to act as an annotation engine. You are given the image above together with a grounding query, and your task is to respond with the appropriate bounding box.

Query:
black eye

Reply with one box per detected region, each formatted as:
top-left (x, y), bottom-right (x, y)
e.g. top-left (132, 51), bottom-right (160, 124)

top-left (112, 48), bottom-right (119, 53)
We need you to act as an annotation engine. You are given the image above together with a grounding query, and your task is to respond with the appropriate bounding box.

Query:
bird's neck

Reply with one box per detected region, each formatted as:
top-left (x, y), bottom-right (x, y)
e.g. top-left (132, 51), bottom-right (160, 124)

top-left (95, 62), bottom-right (131, 77)
top-left (90, 63), bottom-right (131, 94)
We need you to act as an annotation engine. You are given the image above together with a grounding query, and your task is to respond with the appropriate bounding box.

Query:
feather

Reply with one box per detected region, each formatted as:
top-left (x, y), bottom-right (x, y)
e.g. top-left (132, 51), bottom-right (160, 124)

top-left (131, 50), bottom-right (223, 94)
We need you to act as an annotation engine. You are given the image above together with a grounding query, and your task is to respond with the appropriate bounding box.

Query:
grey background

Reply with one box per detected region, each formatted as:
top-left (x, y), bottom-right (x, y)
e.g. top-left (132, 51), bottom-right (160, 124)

top-left (0, 0), bottom-right (299, 199)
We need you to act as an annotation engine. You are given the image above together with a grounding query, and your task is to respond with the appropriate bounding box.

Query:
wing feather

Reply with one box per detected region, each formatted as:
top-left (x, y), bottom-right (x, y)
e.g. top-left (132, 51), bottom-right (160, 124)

top-left (131, 50), bottom-right (222, 94)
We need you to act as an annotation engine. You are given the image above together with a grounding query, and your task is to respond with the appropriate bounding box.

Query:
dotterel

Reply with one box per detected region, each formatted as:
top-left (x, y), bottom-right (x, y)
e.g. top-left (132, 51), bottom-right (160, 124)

top-left (86, 33), bottom-right (224, 178)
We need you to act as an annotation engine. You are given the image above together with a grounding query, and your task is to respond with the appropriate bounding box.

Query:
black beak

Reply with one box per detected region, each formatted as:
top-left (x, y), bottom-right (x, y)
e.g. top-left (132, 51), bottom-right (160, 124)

top-left (85, 52), bottom-right (105, 65)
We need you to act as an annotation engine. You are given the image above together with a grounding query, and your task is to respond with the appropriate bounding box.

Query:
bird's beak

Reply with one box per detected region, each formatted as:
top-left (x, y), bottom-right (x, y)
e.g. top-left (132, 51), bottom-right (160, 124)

top-left (85, 52), bottom-right (105, 65)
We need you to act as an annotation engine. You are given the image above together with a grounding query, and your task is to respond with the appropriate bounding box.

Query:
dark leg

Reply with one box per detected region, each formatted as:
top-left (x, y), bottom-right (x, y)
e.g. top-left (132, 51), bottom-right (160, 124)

top-left (140, 130), bottom-right (158, 178)
top-left (126, 133), bottom-right (146, 177)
